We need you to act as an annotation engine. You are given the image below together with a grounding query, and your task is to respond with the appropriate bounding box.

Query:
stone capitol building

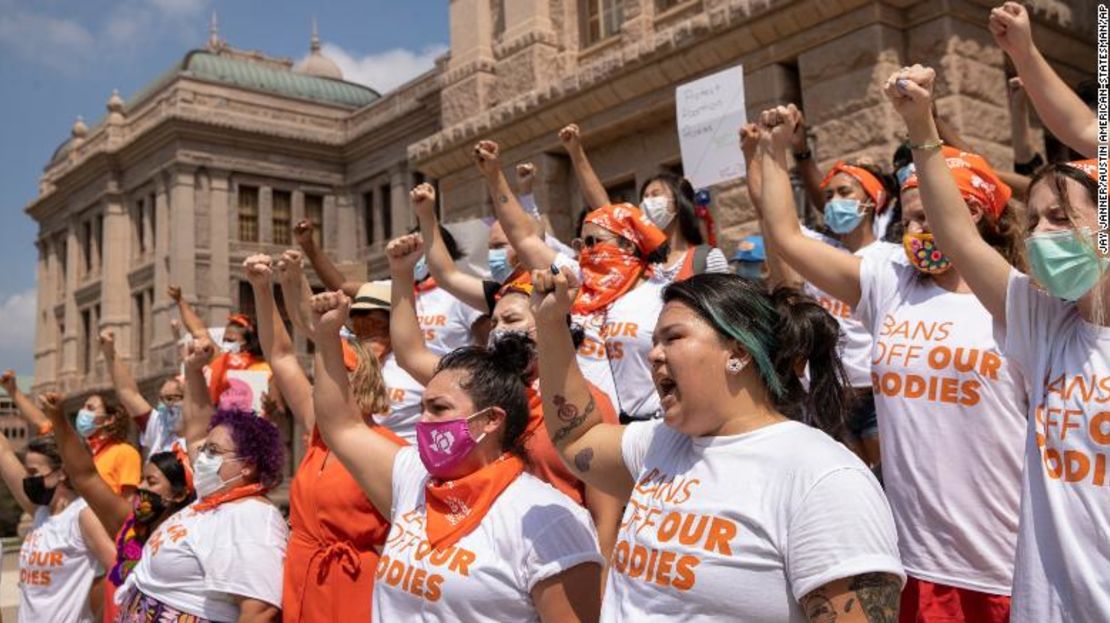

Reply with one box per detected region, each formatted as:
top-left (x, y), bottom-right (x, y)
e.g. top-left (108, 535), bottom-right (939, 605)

top-left (24, 0), bottom-right (1094, 468)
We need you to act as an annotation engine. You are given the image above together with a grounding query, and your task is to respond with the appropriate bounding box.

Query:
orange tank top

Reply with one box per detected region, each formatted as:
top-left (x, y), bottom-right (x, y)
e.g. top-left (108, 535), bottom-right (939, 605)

top-left (282, 424), bottom-right (405, 623)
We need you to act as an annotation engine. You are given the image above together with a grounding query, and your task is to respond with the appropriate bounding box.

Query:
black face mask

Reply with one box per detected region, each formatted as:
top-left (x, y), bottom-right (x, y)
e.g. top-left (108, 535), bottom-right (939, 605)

top-left (133, 488), bottom-right (168, 524)
top-left (22, 473), bottom-right (57, 507)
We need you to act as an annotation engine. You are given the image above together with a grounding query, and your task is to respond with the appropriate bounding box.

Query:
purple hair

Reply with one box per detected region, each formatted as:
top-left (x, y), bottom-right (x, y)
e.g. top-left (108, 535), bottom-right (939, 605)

top-left (209, 409), bottom-right (284, 490)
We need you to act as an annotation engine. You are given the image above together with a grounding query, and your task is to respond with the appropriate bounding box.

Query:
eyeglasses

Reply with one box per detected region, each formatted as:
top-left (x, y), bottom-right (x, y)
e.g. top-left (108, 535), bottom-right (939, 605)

top-left (197, 442), bottom-right (239, 459)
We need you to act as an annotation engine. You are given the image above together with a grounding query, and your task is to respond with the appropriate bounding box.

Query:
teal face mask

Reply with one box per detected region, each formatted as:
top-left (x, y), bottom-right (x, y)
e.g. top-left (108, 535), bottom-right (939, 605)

top-left (1026, 229), bottom-right (1107, 301)
top-left (823, 198), bottom-right (866, 235)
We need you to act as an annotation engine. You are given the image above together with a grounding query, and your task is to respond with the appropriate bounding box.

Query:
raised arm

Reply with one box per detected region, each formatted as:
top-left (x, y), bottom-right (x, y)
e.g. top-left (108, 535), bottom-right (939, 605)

top-left (885, 66), bottom-right (1012, 321)
top-left (294, 220), bottom-right (362, 298)
top-left (741, 123), bottom-right (803, 290)
top-left (167, 285), bottom-right (209, 341)
top-left (757, 106), bottom-right (865, 306)
top-left (0, 370), bottom-right (49, 434)
top-left (0, 417), bottom-right (33, 514)
top-left (991, 1), bottom-right (1096, 158)
top-left (531, 267), bottom-right (633, 499)
top-left (98, 331), bottom-right (153, 421)
top-left (475, 141), bottom-right (558, 270)
top-left (181, 340), bottom-right (217, 454)
top-left (273, 249), bottom-right (318, 342)
top-left (789, 110), bottom-right (828, 213)
top-left (246, 254), bottom-right (315, 433)
top-left (311, 291), bottom-right (400, 516)
top-left (558, 124), bottom-right (611, 212)
top-left (386, 234), bottom-right (442, 385)
top-left (409, 184), bottom-right (490, 311)
top-left (40, 393), bottom-right (130, 536)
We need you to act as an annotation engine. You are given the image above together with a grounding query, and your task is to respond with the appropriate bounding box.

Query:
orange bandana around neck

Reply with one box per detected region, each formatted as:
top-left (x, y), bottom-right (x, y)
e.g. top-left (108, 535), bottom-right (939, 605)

top-left (425, 453), bottom-right (524, 551)
top-left (193, 482), bottom-right (268, 512)
top-left (415, 276), bottom-right (439, 294)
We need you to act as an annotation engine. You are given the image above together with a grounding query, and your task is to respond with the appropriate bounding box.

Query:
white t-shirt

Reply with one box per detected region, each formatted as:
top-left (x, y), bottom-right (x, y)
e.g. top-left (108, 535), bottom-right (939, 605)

top-left (1002, 269), bottom-right (1110, 622)
top-left (856, 254), bottom-right (1026, 594)
top-left (373, 447), bottom-right (603, 622)
top-left (555, 252), bottom-right (664, 420)
top-left (19, 499), bottom-right (97, 623)
top-left (119, 497), bottom-right (288, 620)
top-left (604, 419), bottom-right (904, 622)
top-left (377, 352), bottom-right (426, 443)
top-left (802, 240), bottom-right (902, 387)
top-left (416, 285), bottom-right (483, 355)
top-left (140, 405), bottom-right (186, 458)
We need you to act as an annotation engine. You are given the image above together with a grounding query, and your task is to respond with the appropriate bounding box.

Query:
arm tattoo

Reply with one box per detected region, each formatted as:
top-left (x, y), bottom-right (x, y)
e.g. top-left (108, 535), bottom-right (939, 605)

top-left (848, 573), bottom-right (899, 623)
top-left (801, 590), bottom-right (838, 623)
top-left (800, 573), bottom-right (900, 623)
top-left (498, 194), bottom-right (509, 204)
top-left (573, 447), bottom-right (594, 473)
top-left (551, 393), bottom-right (595, 445)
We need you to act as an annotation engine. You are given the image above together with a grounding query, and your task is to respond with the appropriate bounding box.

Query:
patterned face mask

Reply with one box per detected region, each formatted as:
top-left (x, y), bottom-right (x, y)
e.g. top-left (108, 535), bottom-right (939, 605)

top-left (903, 232), bottom-right (952, 275)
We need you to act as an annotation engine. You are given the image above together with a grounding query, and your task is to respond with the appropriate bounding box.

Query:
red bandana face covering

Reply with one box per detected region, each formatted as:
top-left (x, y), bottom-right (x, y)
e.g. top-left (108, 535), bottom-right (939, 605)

top-left (573, 243), bottom-right (646, 315)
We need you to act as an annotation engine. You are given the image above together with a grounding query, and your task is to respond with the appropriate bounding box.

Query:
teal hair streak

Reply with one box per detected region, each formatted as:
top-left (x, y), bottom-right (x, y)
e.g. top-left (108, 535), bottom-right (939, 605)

top-left (703, 295), bottom-right (784, 398)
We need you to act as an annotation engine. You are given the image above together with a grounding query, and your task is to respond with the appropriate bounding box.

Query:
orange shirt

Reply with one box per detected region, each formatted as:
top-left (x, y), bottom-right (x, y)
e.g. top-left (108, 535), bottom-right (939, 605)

top-left (522, 382), bottom-right (618, 505)
top-left (282, 425), bottom-right (405, 623)
top-left (92, 441), bottom-right (141, 496)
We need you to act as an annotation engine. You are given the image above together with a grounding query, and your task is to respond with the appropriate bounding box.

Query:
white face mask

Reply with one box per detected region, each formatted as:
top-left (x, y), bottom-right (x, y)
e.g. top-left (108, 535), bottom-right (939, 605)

top-left (640, 195), bottom-right (674, 229)
top-left (192, 450), bottom-right (243, 499)
top-left (222, 340), bottom-right (242, 355)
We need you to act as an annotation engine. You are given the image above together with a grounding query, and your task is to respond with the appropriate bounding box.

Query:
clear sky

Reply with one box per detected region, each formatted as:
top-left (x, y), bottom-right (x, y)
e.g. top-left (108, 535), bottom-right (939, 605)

top-left (0, 0), bottom-right (449, 376)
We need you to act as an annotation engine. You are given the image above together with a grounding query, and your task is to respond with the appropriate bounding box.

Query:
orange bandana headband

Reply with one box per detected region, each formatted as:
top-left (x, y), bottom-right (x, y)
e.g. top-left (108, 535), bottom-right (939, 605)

top-left (1067, 159), bottom-right (1099, 182)
top-left (820, 162), bottom-right (890, 215)
top-left (902, 146), bottom-right (1012, 219)
top-left (496, 271), bottom-right (534, 301)
top-left (584, 203), bottom-right (667, 257)
top-left (227, 314), bottom-right (253, 332)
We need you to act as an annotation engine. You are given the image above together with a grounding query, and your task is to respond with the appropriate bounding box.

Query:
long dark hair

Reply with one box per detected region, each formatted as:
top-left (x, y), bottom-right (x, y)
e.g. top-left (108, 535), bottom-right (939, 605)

top-left (662, 274), bottom-right (850, 439)
top-left (435, 332), bottom-right (533, 459)
top-left (148, 451), bottom-right (196, 509)
top-left (639, 173), bottom-right (704, 246)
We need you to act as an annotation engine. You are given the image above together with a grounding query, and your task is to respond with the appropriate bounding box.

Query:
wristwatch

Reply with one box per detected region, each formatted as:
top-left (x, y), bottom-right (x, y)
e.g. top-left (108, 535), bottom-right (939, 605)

top-left (1014, 153), bottom-right (1044, 176)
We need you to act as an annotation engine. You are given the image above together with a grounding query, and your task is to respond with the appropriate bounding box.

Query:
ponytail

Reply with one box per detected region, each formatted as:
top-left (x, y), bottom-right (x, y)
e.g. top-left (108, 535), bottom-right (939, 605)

top-left (435, 333), bottom-right (534, 460)
top-left (768, 288), bottom-right (850, 439)
top-left (662, 274), bottom-right (851, 439)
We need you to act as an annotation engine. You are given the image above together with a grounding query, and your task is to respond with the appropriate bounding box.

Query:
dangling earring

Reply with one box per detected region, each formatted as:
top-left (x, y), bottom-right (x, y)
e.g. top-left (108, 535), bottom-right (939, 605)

top-left (726, 357), bottom-right (746, 374)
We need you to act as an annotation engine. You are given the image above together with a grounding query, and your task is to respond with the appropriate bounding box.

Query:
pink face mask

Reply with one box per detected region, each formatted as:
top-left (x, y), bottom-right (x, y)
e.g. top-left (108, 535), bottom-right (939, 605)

top-left (416, 408), bottom-right (491, 478)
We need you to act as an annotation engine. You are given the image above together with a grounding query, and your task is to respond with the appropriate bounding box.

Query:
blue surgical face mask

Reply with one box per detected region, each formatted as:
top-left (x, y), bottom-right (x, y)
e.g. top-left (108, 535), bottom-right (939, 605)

top-left (1026, 228), bottom-right (1107, 301)
top-left (75, 409), bottom-right (99, 438)
top-left (823, 198), bottom-right (866, 234)
top-left (896, 164), bottom-right (916, 187)
top-left (488, 248), bottom-right (513, 283)
top-left (413, 256), bottom-right (430, 282)
top-left (156, 403), bottom-right (183, 430)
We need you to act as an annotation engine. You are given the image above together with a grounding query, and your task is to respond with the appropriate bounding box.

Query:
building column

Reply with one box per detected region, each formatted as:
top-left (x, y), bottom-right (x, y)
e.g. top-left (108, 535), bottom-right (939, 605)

top-left (797, 24), bottom-right (906, 167)
top-left (169, 166), bottom-right (198, 314)
top-left (259, 186), bottom-right (274, 244)
top-left (291, 190), bottom-right (305, 224)
top-left (389, 170), bottom-right (409, 233)
top-left (442, 0), bottom-right (497, 127)
top-left (99, 193), bottom-right (132, 359)
top-left (322, 194), bottom-right (338, 251)
top-left (208, 171), bottom-right (232, 320)
top-left (151, 172), bottom-right (173, 348)
top-left (60, 223), bottom-right (79, 380)
top-left (334, 191), bottom-right (356, 262)
top-left (32, 240), bottom-right (52, 385)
